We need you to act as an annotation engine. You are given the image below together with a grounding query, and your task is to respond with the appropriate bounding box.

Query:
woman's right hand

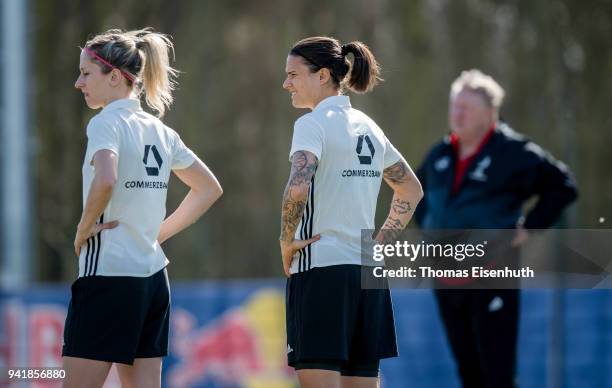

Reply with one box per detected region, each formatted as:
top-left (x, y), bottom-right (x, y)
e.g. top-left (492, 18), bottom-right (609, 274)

top-left (280, 235), bottom-right (321, 277)
top-left (74, 220), bottom-right (119, 256)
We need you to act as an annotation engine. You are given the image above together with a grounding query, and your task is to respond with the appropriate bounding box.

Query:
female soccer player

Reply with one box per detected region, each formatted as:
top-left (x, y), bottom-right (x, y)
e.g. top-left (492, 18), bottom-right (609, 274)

top-left (280, 36), bottom-right (424, 388)
top-left (63, 28), bottom-right (222, 388)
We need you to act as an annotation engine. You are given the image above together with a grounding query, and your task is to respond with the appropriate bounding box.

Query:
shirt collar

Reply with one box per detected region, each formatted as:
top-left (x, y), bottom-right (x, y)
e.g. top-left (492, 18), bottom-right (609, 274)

top-left (101, 98), bottom-right (142, 114)
top-left (450, 123), bottom-right (496, 161)
top-left (313, 95), bottom-right (351, 112)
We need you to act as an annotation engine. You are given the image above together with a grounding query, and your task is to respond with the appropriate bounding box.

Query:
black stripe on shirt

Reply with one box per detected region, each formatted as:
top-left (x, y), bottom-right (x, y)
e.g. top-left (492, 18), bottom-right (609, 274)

top-left (304, 191), bottom-right (311, 268)
top-left (300, 187), bottom-right (313, 273)
top-left (299, 201), bottom-right (308, 273)
top-left (92, 214), bottom-right (104, 275)
top-left (87, 235), bottom-right (96, 277)
top-left (307, 176), bottom-right (315, 270)
top-left (84, 238), bottom-right (92, 277)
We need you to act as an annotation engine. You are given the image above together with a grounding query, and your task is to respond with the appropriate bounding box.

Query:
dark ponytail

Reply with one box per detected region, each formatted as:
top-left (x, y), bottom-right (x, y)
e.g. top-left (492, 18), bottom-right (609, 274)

top-left (290, 36), bottom-right (381, 94)
top-left (341, 41), bottom-right (381, 93)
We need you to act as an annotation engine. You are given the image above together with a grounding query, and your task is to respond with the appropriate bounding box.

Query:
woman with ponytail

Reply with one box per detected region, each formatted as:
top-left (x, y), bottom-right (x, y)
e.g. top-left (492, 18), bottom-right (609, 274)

top-left (63, 28), bottom-right (222, 388)
top-left (280, 36), bottom-right (423, 387)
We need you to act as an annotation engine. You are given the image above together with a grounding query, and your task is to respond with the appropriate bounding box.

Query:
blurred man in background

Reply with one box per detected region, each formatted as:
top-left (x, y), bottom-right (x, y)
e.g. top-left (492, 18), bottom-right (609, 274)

top-left (414, 69), bottom-right (578, 388)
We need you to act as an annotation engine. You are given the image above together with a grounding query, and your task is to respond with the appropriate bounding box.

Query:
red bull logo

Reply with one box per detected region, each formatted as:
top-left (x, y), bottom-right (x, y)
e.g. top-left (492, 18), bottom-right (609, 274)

top-left (0, 287), bottom-right (295, 387)
top-left (168, 289), bottom-right (295, 387)
top-left (169, 310), bottom-right (260, 385)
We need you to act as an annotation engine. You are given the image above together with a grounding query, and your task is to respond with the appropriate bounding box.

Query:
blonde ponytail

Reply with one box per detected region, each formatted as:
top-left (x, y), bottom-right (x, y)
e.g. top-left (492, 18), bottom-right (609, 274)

top-left (136, 30), bottom-right (178, 117)
top-left (83, 28), bottom-right (179, 117)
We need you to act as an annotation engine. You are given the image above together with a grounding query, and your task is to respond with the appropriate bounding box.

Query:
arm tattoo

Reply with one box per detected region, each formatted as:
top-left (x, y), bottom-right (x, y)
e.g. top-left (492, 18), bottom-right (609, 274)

top-left (391, 198), bottom-right (412, 215)
top-left (379, 161), bottom-right (418, 244)
top-left (384, 160), bottom-right (411, 185)
top-left (380, 216), bottom-right (405, 243)
top-left (380, 199), bottom-right (412, 243)
top-left (280, 151), bottom-right (318, 242)
top-left (287, 151), bottom-right (317, 186)
top-left (382, 216), bottom-right (404, 230)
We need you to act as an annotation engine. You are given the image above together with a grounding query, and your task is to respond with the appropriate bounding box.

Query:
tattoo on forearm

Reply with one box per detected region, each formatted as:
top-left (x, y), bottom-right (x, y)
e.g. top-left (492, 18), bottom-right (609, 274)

top-left (378, 164), bottom-right (416, 243)
top-left (280, 199), bottom-right (306, 241)
top-left (382, 216), bottom-right (404, 230)
top-left (384, 160), bottom-right (411, 184)
top-left (391, 198), bottom-right (412, 215)
top-left (379, 216), bottom-right (405, 244)
top-left (280, 151), bottom-right (318, 241)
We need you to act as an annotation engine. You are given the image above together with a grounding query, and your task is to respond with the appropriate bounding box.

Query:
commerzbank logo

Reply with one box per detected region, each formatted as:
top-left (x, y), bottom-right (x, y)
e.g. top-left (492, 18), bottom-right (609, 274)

top-left (143, 145), bottom-right (163, 176)
top-left (124, 145), bottom-right (168, 189)
top-left (341, 134), bottom-right (381, 178)
top-left (356, 134), bottom-right (375, 165)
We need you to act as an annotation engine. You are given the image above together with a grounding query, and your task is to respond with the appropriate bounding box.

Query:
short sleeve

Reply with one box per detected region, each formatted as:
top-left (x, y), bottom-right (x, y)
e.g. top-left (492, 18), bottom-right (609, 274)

top-left (171, 131), bottom-right (196, 169)
top-left (383, 136), bottom-right (403, 168)
top-left (289, 116), bottom-right (324, 161)
top-left (85, 117), bottom-right (119, 164)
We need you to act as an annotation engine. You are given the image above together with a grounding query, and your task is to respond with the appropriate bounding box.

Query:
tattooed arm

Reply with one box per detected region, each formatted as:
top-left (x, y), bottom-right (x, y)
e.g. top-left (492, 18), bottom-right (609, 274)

top-left (279, 150), bottom-right (321, 276)
top-left (376, 159), bottom-right (424, 244)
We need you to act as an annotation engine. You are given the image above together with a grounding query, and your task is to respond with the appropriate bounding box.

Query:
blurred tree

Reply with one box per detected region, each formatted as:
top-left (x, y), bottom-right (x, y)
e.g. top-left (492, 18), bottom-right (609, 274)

top-left (32, 0), bottom-right (612, 281)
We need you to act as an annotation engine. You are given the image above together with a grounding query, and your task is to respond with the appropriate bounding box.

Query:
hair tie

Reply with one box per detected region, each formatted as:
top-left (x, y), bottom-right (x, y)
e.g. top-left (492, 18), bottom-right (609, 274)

top-left (341, 44), bottom-right (350, 57)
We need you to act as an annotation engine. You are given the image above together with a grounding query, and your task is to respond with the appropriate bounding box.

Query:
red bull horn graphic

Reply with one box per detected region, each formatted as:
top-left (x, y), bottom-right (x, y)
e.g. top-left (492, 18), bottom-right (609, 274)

top-left (168, 289), bottom-right (295, 387)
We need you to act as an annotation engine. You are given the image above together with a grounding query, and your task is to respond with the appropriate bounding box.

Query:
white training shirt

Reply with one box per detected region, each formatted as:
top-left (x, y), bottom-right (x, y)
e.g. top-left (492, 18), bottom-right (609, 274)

top-left (288, 95), bottom-right (403, 274)
top-left (79, 98), bottom-right (195, 278)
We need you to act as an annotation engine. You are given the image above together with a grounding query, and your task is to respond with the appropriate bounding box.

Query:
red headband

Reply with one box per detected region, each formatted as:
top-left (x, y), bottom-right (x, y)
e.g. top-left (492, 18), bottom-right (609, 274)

top-left (84, 47), bottom-right (136, 83)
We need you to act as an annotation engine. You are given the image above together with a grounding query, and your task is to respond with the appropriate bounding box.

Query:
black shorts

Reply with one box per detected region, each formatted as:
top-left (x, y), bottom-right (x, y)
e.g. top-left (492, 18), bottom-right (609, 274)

top-left (286, 265), bottom-right (398, 376)
top-left (62, 268), bottom-right (170, 365)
